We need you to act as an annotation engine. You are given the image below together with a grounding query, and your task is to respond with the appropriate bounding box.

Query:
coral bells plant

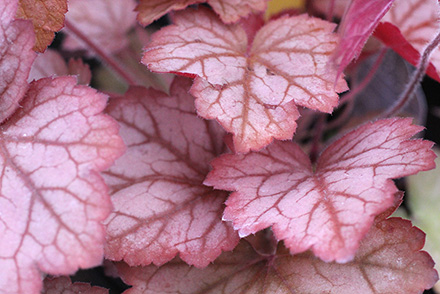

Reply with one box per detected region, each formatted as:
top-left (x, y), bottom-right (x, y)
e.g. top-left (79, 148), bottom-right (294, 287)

top-left (1, 0), bottom-right (440, 293)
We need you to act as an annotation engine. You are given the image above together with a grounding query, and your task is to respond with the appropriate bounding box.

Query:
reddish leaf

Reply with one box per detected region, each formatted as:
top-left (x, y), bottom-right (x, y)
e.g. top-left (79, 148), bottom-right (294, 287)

top-left (375, 0), bottom-right (440, 82)
top-left (63, 0), bottom-right (137, 54)
top-left (16, 0), bottom-right (67, 52)
top-left (103, 77), bottom-right (239, 268)
top-left (205, 118), bottom-right (435, 262)
top-left (116, 218), bottom-right (438, 294)
top-left (143, 8), bottom-right (347, 152)
top-left (136, 0), bottom-right (268, 26)
top-left (42, 276), bottom-right (108, 294)
top-left (310, 0), bottom-right (349, 18)
top-left (0, 77), bottom-right (124, 294)
top-left (335, 0), bottom-right (395, 77)
top-left (0, 0), bottom-right (36, 124)
top-left (28, 49), bottom-right (92, 85)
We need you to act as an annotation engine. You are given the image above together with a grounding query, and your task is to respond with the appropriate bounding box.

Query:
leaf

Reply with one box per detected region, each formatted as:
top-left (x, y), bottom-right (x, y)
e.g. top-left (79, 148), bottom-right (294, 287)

top-left (375, 0), bottom-right (440, 82)
top-left (63, 0), bottom-right (137, 54)
top-left (103, 77), bottom-right (239, 268)
top-left (0, 77), bottom-right (124, 294)
top-left (42, 276), bottom-right (108, 294)
top-left (407, 148), bottom-right (440, 285)
top-left (115, 217), bottom-right (438, 294)
top-left (136, 0), bottom-right (269, 26)
top-left (0, 0), bottom-right (36, 124)
top-left (335, 0), bottom-right (395, 77)
top-left (16, 0), bottom-right (67, 52)
top-left (143, 8), bottom-right (347, 152)
top-left (204, 118), bottom-right (436, 262)
top-left (28, 49), bottom-right (92, 85)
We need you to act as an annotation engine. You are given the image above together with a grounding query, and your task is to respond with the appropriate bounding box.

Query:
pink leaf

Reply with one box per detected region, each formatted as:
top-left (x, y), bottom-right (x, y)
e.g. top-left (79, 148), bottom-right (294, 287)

top-left (63, 0), bottom-right (137, 54)
top-left (205, 118), bottom-right (436, 262)
top-left (116, 218), bottom-right (438, 294)
top-left (375, 0), bottom-right (440, 82)
top-left (0, 77), bottom-right (124, 294)
top-left (143, 8), bottom-right (347, 152)
top-left (0, 0), bottom-right (36, 123)
top-left (42, 276), bottom-right (108, 294)
top-left (335, 0), bottom-right (395, 77)
top-left (136, 0), bottom-right (269, 26)
top-left (103, 77), bottom-right (239, 268)
top-left (28, 49), bottom-right (92, 85)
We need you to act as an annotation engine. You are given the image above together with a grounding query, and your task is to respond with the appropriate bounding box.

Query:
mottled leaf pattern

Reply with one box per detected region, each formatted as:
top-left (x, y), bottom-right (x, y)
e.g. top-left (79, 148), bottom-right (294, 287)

top-left (335, 0), bottom-right (395, 77)
top-left (205, 118), bottom-right (435, 262)
top-left (103, 77), bottom-right (239, 268)
top-left (0, 0), bottom-right (36, 124)
top-left (136, 0), bottom-right (268, 26)
top-left (42, 276), bottom-right (108, 294)
top-left (143, 8), bottom-right (347, 152)
top-left (16, 0), bottom-right (67, 52)
top-left (376, 0), bottom-right (440, 82)
top-left (0, 77), bottom-right (124, 294)
top-left (116, 218), bottom-right (437, 294)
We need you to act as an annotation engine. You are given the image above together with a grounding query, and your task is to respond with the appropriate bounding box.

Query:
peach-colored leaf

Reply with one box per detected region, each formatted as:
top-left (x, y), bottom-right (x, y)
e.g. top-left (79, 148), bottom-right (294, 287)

top-left (335, 0), bottom-right (395, 77)
top-left (205, 118), bottom-right (436, 262)
top-left (63, 0), bottom-right (137, 55)
top-left (0, 0), bottom-right (36, 124)
top-left (136, 0), bottom-right (268, 26)
top-left (28, 49), bottom-right (92, 85)
top-left (143, 8), bottom-right (347, 152)
top-left (376, 0), bottom-right (440, 82)
top-left (0, 77), bottom-right (124, 294)
top-left (42, 276), bottom-right (108, 294)
top-left (16, 0), bottom-right (67, 52)
top-left (116, 218), bottom-right (438, 294)
top-left (103, 77), bottom-right (239, 268)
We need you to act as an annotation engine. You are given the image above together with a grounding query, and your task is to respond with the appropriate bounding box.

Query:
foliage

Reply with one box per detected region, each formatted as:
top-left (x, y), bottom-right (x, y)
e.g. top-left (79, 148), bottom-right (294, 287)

top-left (0, 0), bottom-right (439, 293)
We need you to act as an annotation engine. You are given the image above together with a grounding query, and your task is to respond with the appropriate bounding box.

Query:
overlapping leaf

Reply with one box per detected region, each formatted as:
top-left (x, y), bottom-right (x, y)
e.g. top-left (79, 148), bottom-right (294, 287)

top-left (0, 0), bottom-right (36, 124)
top-left (205, 118), bottom-right (435, 262)
top-left (42, 276), bottom-right (108, 294)
top-left (143, 8), bottom-right (347, 152)
top-left (136, 0), bottom-right (269, 26)
top-left (116, 218), bottom-right (438, 293)
top-left (28, 49), bottom-right (91, 85)
top-left (0, 77), bottom-right (124, 294)
top-left (334, 0), bottom-right (395, 77)
top-left (103, 77), bottom-right (239, 268)
top-left (63, 0), bottom-right (137, 54)
top-left (16, 0), bottom-right (67, 52)
top-left (375, 0), bottom-right (440, 82)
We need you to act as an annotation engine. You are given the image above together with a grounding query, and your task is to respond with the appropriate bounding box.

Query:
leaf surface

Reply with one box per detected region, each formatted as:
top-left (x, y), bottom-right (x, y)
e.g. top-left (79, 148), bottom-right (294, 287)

top-left (205, 118), bottom-right (435, 262)
top-left (0, 0), bottom-right (36, 124)
top-left (116, 218), bottom-right (438, 294)
top-left (375, 0), bottom-right (440, 82)
top-left (143, 8), bottom-right (347, 152)
top-left (103, 77), bottom-right (239, 268)
top-left (63, 0), bottom-right (137, 54)
top-left (16, 0), bottom-right (67, 52)
top-left (42, 276), bottom-right (108, 294)
top-left (335, 0), bottom-right (395, 77)
top-left (28, 49), bottom-right (92, 85)
top-left (136, 0), bottom-right (268, 26)
top-left (0, 77), bottom-right (124, 294)
top-left (407, 148), bottom-right (440, 285)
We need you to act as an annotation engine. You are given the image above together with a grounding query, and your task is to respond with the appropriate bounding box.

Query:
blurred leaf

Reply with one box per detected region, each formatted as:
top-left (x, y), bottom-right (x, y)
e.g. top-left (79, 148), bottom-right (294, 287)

top-left (407, 148), bottom-right (440, 286)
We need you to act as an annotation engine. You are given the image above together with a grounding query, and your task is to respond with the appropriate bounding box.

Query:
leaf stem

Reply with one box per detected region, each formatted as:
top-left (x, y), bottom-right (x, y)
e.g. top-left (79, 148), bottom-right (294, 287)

top-left (381, 29), bottom-right (440, 118)
top-left (63, 20), bottom-right (137, 86)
